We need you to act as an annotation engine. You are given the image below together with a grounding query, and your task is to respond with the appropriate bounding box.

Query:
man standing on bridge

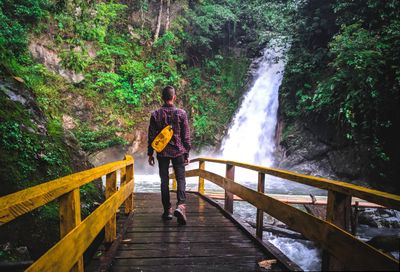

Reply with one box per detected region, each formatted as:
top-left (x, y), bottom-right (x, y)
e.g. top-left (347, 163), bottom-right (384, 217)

top-left (147, 86), bottom-right (191, 225)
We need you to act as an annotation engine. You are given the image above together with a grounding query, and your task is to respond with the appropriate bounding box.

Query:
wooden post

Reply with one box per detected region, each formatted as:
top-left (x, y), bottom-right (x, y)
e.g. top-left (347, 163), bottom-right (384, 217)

top-left (225, 164), bottom-right (235, 213)
top-left (351, 201), bottom-right (359, 235)
top-left (120, 167), bottom-right (126, 191)
top-left (105, 171), bottom-right (117, 243)
top-left (172, 178), bottom-right (177, 190)
top-left (59, 188), bottom-right (83, 272)
top-left (198, 160), bottom-right (205, 194)
top-left (322, 190), bottom-right (352, 271)
top-left (256, 172), bottom-right (265, 238)
top-left (123, 155), bottom-right (134, 214)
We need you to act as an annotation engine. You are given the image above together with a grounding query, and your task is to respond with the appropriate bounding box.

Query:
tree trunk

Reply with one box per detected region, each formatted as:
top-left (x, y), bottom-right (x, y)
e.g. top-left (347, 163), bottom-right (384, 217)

top-left (165, 0), bottom-right (171, 31)
top-left (154, 0), bottom-right (164, 43)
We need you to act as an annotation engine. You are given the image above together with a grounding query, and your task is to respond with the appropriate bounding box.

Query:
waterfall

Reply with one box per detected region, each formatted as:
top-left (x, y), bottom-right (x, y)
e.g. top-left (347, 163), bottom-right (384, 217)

top-left (221, 48), bottom-right (284, 167)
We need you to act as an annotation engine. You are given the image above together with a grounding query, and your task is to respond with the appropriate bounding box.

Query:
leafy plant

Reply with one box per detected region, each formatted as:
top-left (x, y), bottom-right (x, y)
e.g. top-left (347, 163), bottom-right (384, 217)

top-left (74, 126), bottom-right (128, 153)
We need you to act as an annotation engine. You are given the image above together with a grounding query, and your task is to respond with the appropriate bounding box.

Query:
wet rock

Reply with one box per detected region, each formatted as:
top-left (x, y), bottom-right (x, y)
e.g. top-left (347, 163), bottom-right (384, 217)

top-left (358, 208), bottom-right (400, 228)
top-left (89, 145), bottom-right (133, 167)
top-left (367, 235), bottom-right (400, 252)
top-left (15, 247), bottom-right (31, 261)
top-left (0, 79), bottom-right (48, 135)
top-left (0, 243), bottom-right (32, 262)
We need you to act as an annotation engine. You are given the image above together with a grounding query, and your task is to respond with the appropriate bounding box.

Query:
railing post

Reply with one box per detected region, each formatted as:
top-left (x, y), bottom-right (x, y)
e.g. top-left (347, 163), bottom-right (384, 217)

top-left (59, 188), bottom-right (83, 272)
top-left (198, 160), bottom-right (205, 194)
top-left (172, 177), bottom-right (177, 190)
top-left (225, 164), bottom-right (234, 213)
top-left (105, 170), bottom-right (117, 243)
top-left (322, 190), bottom-right (352, 271)
top-left (123, 155), bottom-right (134, 214)
top-left (256, 172), bottom-right (265, 238)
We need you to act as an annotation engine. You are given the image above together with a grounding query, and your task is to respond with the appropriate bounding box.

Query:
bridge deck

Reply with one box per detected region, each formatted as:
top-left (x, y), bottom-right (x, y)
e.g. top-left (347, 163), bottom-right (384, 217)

top-left (87, 192), bottom-right (292, 272)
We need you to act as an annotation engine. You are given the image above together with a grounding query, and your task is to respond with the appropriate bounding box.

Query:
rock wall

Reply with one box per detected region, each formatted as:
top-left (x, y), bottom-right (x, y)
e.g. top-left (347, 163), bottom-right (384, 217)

top-left (275, 120), bottom-right (398, 193)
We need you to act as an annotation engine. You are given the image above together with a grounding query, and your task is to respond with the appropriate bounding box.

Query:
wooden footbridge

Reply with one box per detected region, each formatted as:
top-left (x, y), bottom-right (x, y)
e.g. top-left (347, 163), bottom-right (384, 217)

top-left (1, 155), bottom-right (399, 271)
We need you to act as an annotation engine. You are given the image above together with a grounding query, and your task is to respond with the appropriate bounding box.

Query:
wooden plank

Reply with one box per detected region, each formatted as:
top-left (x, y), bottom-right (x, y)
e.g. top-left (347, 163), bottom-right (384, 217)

top-left (225, 164), bottom-right (234, 213)
top-left (111, 255), bottom-right (270, 266)
top-left (198, 160), bottom-right (205, 194)
top-left (197, 169), bottom-right (399, 271)
top-left (198, 193), bottom-right (302, 272)
top-left (59, 188), bottom-right (83, 272)
top-left (117, 241), bottom-right (257, 249)
top-left (98, 212), bottom-right (134, 272)
top-left (0, 157), bottom-right (134, 225)
top-left (124, 231), bottom-right (249, 239)
top-left (87, 192), bottom-right (288, 272)
top-left (105, 171), bottom-right (117, 243)
top-left (110, 263), bottom-right (266, 272)
top-left (256, 172), bottom-right (265, 238)
top-left (26, 179), bottom-right (134, 272)
top-left (115, 247), bottom-right (263, 258)
top-left (190, 158), bottom-right (400, 210)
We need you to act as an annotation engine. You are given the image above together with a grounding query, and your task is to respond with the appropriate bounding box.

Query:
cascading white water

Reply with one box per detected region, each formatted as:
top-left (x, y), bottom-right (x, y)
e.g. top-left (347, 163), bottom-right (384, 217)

top-left (217, 47), bottom-right (323, 271)
top-left (220, 48), bottom-right (284, 167)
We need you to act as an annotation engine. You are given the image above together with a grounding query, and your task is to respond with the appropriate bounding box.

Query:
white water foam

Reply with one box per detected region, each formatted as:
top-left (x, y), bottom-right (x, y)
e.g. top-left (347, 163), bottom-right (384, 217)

top-left (220, 48), bottom-right (283, 167)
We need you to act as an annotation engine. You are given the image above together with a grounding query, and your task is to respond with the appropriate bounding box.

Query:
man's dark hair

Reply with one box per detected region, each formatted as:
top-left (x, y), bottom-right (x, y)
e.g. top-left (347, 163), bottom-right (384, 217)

top-left (162, 86), bottom-right (175, 102)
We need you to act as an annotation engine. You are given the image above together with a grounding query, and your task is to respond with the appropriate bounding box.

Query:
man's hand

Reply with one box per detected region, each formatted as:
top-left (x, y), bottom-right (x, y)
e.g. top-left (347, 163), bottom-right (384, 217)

top-left (148, 155), bottom-right (155, 166)
top-left (184, 158), bottom-right (190, 166)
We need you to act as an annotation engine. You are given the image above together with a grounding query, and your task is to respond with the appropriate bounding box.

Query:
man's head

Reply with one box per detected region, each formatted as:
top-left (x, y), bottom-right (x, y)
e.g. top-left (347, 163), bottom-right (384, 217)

top-left (162, 86), bottom-right (176, 103)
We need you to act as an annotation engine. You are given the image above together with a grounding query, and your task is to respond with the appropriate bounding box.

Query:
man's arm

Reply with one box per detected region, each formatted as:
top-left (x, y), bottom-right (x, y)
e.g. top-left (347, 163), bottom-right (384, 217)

top-left (181, 110), bottom-right (191, 161)
top-left (147, 113), bottom-right (157, 165)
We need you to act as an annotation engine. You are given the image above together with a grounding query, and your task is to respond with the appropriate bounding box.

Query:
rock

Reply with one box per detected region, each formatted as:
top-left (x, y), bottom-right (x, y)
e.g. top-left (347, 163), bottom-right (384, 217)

top-left (0, 79), bottom-right (48, 135)
top-left (358, 208), bottom-right (400, 228)
top-left (62, 114), bottom-right (76, 130)
top-left (89, 145), bottom-right (133, 167)
top-left (367, 235), bottom-right (400, 252)
top-left (15, 246), bottom-right (31, 261)
top-left (28, 40), bottom-right (84, 83)
top-left (66, 93), bottom-right (93, 122)
top-left (63, 130), bottom-right (93, 172)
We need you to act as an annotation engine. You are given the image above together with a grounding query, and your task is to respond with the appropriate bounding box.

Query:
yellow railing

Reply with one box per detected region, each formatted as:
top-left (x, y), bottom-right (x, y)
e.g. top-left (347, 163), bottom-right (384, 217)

top-left (0, 155), bottom-right (134, 272)
top-left (172, 157), bottom-right (400, 271)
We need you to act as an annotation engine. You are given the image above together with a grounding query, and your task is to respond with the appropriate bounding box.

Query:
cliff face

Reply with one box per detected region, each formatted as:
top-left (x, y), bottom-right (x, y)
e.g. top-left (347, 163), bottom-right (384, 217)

top-left (275, 118), bottom-right (398, 194)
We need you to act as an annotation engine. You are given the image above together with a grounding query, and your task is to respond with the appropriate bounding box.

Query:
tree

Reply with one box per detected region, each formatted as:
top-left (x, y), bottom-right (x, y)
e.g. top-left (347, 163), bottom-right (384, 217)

top-left (165, 0), bottom-right (171, 31)
top-left (154, 0), bottom-right (163, 42)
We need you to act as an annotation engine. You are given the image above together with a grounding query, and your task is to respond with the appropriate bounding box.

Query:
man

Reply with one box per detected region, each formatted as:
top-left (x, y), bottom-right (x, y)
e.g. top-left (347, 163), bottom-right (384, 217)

top-left (147, 86), bottom-right (191, 225)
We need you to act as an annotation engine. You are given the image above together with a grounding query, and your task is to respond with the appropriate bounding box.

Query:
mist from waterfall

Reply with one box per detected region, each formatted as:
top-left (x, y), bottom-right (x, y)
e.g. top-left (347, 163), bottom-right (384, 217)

top-left (220, 48), bottom-right (284, 167)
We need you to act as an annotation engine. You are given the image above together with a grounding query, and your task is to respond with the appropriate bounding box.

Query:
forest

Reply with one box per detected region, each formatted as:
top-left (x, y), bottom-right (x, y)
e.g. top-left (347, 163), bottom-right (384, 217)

top-left (0, 0), bottom-right (399, 266)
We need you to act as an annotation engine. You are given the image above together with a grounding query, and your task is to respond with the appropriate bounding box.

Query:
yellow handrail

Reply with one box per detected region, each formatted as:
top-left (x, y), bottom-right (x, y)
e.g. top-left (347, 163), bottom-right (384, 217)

top-left (190, 157), bottom-right (400, 210)
top-left (173, 157), bottom-right (400, 271)
top-left (0, 155), bottom-right (134, 272)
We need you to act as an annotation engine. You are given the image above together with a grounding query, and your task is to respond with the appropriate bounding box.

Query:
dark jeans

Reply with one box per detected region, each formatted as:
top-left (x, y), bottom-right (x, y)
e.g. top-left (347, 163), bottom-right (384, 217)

top-left (157, 155), bottom-right (186, 211)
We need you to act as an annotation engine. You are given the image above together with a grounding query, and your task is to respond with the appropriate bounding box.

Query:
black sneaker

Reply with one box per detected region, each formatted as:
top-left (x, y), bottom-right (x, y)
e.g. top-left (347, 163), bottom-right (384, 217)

top-left (161, 207), bottom-right (173, 220)
top-left (174, 204), bottom-right (187, 225)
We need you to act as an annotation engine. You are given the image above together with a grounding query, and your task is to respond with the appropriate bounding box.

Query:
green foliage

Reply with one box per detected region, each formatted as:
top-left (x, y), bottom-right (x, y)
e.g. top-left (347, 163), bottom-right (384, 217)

top-left (74, 125), bottom-right (128, 153)
top-left (185, 54), bottom-right (249, 147)
top-left (280, 0), bottom-right (400, 182)
top-left (0, 0), bottom-right (50, 57)
top-left (186, 0), bottom-right (296, 57)
top-left (0, 118), bottom-right (72, 194)
top-left (187, 2), bottom-right (237, 51)
top-left (73, 2), bottom-right (127, 43)
top-left (60, 48), bottom-right (90, 72)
